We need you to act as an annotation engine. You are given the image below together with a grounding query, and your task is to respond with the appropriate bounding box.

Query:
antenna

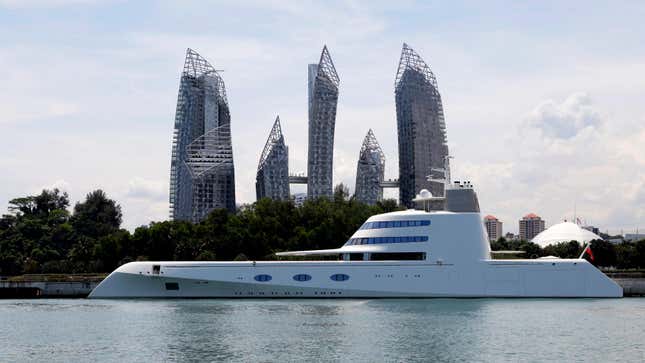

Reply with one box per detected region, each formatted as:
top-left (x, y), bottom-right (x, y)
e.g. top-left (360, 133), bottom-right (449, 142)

top-left (573, 197), bottom-right (577, 223)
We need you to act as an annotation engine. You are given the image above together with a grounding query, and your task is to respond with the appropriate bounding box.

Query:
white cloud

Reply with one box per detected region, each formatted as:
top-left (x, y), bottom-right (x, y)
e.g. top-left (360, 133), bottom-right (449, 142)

top-left (469, 93), bottom-right (645, 234)
top-left (43, 179), bottom-right (71, 193)
top-left (525, 93), bottom-right (601, 139)
top-left (125, 177), bottom-right (166, 201)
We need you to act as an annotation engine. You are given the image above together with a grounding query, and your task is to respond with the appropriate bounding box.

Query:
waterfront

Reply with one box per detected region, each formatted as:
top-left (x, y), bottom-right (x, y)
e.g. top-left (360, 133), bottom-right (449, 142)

top-left (0, 299), bottom-right (643, 362)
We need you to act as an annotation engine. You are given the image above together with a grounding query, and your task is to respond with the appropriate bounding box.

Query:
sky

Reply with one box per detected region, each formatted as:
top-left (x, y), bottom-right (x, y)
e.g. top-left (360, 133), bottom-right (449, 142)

top-left (1, 0), bottom-right (644, 234)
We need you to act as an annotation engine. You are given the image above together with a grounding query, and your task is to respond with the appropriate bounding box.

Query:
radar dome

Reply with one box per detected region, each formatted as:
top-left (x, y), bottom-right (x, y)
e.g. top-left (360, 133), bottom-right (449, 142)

top-left (418, 189), bottom-right (433, 198)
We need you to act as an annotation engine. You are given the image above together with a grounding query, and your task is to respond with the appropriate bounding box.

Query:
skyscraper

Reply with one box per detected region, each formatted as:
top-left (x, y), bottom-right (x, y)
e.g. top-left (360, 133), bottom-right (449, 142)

top-left (395, 43), bottom-right (449, 208)
top-left (307, 45), bottom-right (340, 199)
top-left (355, 129), bottom-right (385, 205)
top-left (169, 48), bottom-right (236, 222)
top-left (256, 116), bottom-right (289, 201)
top-left (519, 213), bottom-right (545, 241)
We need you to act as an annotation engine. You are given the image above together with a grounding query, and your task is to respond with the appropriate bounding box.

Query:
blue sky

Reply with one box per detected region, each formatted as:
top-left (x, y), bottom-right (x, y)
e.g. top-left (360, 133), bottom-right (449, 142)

top-left (1, 0), bottom-right (644, 234)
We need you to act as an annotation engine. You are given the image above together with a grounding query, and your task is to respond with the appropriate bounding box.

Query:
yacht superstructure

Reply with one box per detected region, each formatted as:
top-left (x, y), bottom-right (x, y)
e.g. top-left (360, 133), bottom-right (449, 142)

top-left (89, 199), bottom-right (621, 298)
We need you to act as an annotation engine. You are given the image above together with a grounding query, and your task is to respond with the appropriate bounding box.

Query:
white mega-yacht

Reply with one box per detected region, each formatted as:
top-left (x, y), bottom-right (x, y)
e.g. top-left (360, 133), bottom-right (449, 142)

top-left (89, 184), bottom-right (622, 298)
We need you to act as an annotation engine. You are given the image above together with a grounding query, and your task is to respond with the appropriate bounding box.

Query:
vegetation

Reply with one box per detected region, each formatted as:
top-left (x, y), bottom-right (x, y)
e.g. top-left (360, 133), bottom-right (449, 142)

top-left (1, 186), bottom-right (643, 275)
top-left (0, 185), bottom-right (399, 275)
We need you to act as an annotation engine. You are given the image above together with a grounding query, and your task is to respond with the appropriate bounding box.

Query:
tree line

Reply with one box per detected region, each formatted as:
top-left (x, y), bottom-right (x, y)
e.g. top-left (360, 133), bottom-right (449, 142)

top-left (1, 187), bottom-right (643, 276)
top-left (0, 186), bottom-right (398, 275)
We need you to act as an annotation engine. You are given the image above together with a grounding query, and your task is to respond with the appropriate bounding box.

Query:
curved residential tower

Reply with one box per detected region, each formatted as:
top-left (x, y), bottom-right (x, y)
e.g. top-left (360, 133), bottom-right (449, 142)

top-left (355, 129), bottom-right (385, 205)
top-left (395, 43), bottom-right (449, 208)
top-left (307, 45), bottom-right (340, 199)
top-left (169, 48), bottom-right (236, 222)
top-left (256, 116), bottom-right (289, 201)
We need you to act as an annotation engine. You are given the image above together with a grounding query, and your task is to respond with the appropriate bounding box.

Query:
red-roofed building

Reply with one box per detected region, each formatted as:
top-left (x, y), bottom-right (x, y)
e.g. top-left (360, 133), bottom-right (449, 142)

top-left (484, 215), bottom-right (503, 241)
top-left (519, 213), bottom-right (545, 241)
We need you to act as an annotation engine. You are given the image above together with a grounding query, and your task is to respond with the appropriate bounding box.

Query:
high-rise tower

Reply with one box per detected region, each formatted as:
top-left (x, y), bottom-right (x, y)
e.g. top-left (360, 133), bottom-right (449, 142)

top-left (395, 43), bottom-right (449, 208)
top-left (355, 129), bottom-right (385, 205)
top-left (169, 48), bottom-right (236, 222)
top-left (519, 213), bottom-right (546, 241)
top-left (256, 116), bottom-right (289, 201)
top-left (307, 45), bottom-right (340, 199)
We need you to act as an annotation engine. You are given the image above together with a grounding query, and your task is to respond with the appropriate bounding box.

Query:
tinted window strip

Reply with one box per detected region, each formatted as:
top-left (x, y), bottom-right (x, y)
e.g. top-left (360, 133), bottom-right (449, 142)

top-left (359, 220), bottom-right (430, 230)
top-left (345, 236), bottom-right (428, 245)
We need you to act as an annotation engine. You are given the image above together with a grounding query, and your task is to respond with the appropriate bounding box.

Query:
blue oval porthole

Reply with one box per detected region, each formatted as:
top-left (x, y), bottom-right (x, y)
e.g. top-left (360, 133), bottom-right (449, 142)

top-left (330, 274), bottom-right (350, 282)
top-left (293, 274), bottom-right (312, 282)
top-left (254, 274), bottom-right (272, 282)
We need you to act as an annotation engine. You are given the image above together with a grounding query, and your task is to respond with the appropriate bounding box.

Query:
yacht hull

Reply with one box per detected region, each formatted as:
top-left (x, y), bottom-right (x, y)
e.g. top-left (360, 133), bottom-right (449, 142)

top-left (89, 259), bottom-right (622, 298)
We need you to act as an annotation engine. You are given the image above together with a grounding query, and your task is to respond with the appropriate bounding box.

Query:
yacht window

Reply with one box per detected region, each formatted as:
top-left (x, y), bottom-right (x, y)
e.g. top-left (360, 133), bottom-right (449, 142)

top-left (349, 253), bottom-right (364, 261)
top-left (359, 220), bottom-right (431, 230)
top-left (254, 274), bottom-right (272, 282)
top-left (293, 274), bottom-right (312, 282)
top-left (165, 282), bottom-right (179, 290)
top-left (330, 274), bottom-right (350, 281)
top-left (345, 236), bottom-right (428, 246)
top-left (370, 252), bottom-right (426, 261)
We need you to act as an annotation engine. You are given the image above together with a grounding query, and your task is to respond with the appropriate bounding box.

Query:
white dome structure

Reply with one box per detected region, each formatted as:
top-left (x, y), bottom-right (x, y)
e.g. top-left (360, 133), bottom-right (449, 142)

top-left (531, 222), bottom-right (602, 247)
top-left (414, 189), bottom-right (433, 200)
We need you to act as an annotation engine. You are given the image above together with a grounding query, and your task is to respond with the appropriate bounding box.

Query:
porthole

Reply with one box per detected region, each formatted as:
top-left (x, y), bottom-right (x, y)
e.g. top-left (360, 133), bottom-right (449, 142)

top-left (254, 274), bottom-right (272, 282)
top-left (293, 274), bottom-right (312, 282)
top-left (330, 273), bottom-right (350, 281)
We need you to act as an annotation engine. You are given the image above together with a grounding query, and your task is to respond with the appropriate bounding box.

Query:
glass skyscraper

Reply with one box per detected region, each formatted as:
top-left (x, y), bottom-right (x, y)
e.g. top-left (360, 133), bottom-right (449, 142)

top-left (307, 45), bottom-right (340, 199)
top-left (355, 129), bottom-right (385, 205)
top-left (395, 43), bottom-right (449, 208)
top-left (169, 48), bottom-right (236, 222)
top-left (256, 116), bottom-right (289, 201)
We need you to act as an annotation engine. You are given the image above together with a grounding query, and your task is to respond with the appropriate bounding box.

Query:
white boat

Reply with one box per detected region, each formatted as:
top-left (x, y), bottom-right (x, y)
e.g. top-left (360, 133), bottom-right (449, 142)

top-left (89, 194), bottom-right (622, 298)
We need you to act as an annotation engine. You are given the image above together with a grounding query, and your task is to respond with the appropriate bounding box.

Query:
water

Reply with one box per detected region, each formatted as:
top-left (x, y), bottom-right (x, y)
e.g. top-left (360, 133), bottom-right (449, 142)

top-left (0, 299), bottom-right (643, 362)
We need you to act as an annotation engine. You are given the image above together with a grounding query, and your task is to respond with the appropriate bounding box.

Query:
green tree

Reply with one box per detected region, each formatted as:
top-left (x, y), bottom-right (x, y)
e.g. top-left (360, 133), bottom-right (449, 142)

top-left (543, 241), bottom-right (582, 258)
top-left (589, 239), bottom-right (616, 267)
top-left (71, 190), bottom-right (122, 238)
top-left (0, 189), bottom-right (74, 274)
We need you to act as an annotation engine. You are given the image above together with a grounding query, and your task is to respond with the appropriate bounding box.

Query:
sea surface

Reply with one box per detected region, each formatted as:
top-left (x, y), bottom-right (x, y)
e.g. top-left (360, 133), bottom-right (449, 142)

top-left (0, 298), bottom-right (643, 362)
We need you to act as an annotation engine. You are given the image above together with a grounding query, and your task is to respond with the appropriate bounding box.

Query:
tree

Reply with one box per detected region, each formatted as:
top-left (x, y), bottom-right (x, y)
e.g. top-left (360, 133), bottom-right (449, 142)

top-left (1, 189), bottom-right (73, 274)
top-left (589, 239), bottom-right (616, 267)
top-left (543, 241), bottom-right (582, 258)
top-left (333, 183), bottom-right (350, 203)
top-left (71, 190), bottom-right (122, 238)
top-left (9, 189), bottom-right (69, 219)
